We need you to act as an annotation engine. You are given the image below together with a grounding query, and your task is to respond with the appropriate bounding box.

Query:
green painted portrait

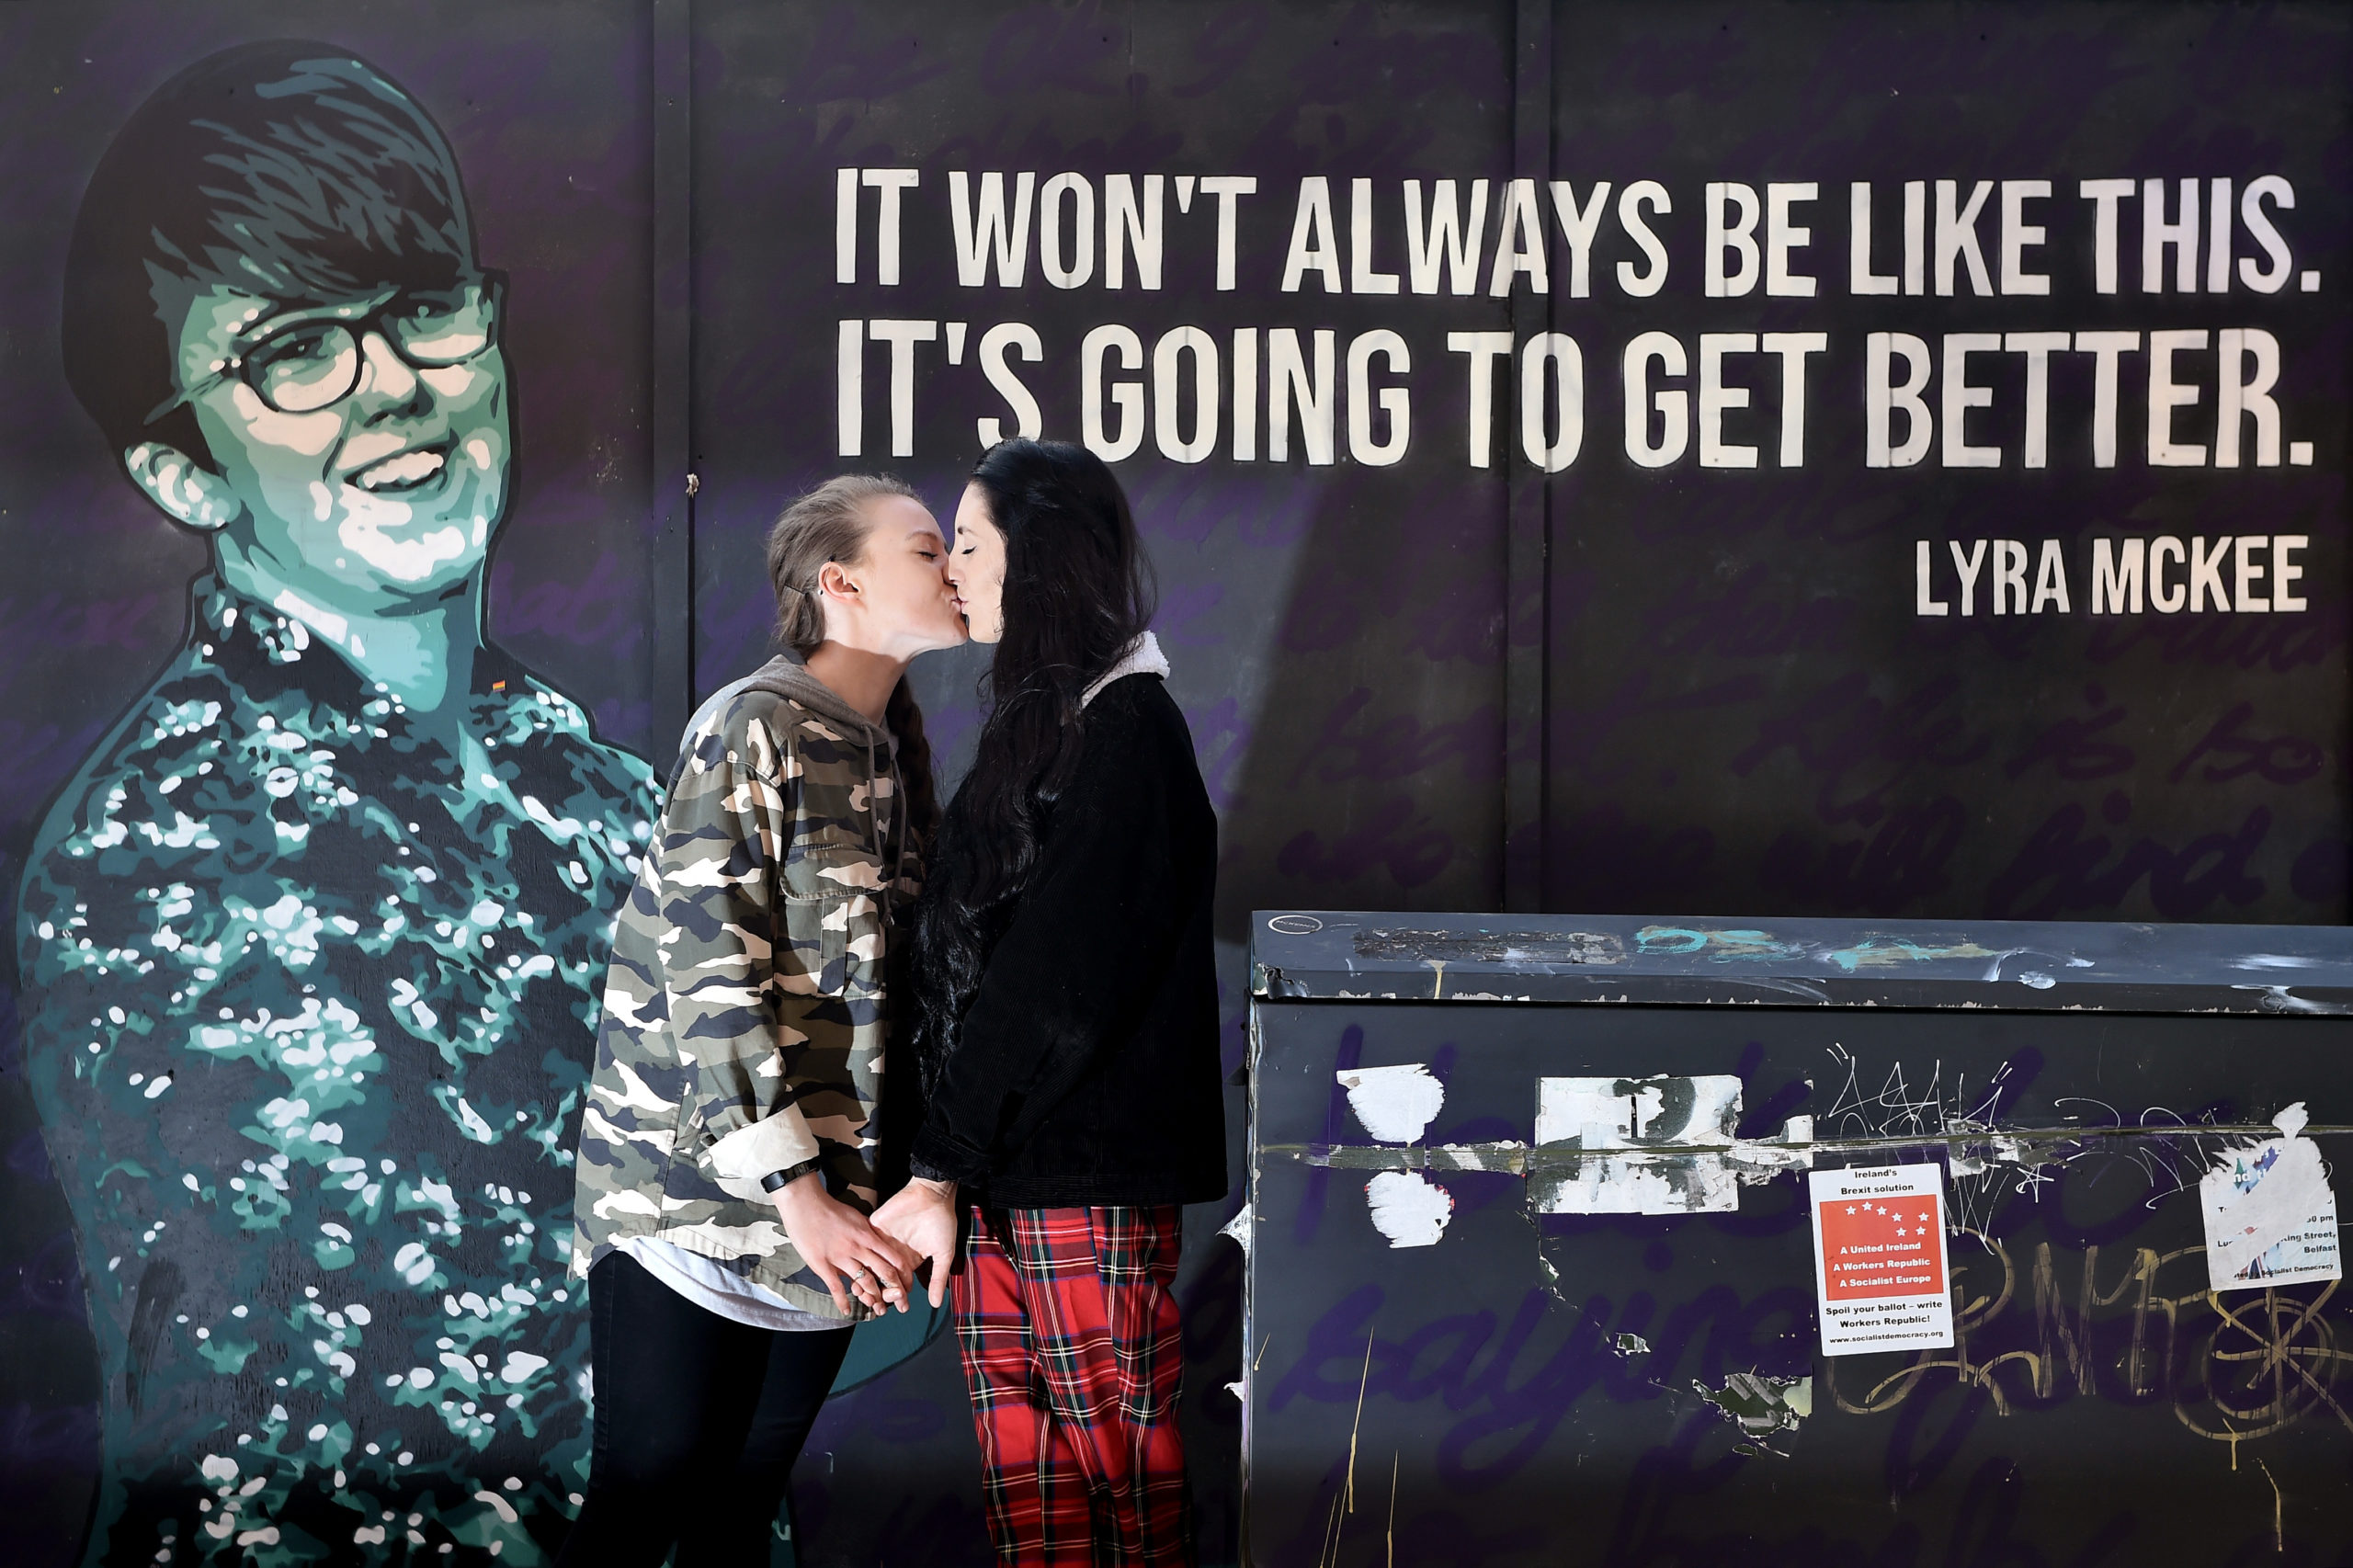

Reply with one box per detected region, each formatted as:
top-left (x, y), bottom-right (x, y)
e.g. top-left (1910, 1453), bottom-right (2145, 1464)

top-left (19, 41), bottom-right (658, 1564)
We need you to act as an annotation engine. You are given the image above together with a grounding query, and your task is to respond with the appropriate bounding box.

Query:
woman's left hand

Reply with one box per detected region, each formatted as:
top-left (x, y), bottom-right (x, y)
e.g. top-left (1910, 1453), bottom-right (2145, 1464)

top-left (872, 1178), bottom-right (959, 1309)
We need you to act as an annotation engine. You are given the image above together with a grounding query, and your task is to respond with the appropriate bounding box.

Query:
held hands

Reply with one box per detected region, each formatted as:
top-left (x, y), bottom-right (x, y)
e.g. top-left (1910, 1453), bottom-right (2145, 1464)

top-left (871, 1177), bottom-right (960, 1310)
top-left (769, 1171), bottom-right (921, 1315)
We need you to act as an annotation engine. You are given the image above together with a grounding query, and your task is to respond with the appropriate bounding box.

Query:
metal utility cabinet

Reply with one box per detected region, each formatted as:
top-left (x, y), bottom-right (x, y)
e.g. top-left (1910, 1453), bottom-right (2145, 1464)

top-left (1239, 912), bottom-right (2353, 1564)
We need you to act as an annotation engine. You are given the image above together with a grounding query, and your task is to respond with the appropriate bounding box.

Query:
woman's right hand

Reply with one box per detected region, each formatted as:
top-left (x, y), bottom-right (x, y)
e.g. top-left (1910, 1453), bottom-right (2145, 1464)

top-left (770, 1172), bottom-right (920, 1314)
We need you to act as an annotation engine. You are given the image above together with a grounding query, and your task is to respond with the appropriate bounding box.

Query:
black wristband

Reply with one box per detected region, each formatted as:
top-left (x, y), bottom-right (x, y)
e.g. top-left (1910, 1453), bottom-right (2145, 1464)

top-left (760, 1158), bottom-right (824, 1193)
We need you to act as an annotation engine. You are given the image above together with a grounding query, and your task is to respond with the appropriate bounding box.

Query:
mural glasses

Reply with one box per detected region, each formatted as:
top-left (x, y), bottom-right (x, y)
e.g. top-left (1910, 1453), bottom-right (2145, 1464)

top-left (147, 270), bottom-right (506, 422)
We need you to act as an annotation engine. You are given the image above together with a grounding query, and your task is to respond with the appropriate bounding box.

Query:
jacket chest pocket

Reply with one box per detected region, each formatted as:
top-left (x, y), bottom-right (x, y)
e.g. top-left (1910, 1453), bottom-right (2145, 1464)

top-left (778, 844), bottom-right (889, 1000)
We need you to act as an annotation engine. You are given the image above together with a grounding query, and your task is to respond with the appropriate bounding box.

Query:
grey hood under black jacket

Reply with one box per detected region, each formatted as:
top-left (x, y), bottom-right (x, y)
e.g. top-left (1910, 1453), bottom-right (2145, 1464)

top-left (904, 635), bottom-right (1227, 1209)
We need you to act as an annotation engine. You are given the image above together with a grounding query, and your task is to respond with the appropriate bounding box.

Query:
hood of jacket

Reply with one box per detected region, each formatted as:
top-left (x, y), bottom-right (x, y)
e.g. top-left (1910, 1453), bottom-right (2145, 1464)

top-left (683, 647), bottom-right (900, 765)
top-left (673, 649), bottom-right (905, 868)
top-left (742, 648), bottom-right (899, 753)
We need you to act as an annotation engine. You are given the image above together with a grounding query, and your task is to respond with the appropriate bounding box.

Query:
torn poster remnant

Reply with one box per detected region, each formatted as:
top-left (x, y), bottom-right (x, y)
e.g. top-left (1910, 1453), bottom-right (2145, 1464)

top-left (1695, 1372), bottom-right (1812, 1444)
top-left (1540, 1151), bottom-right (1739, 1214)
top-left (2202, 1101), bottom-right (2343, 1292)
top-left (1337, 1062), bottom-right (1446, 1143)
top-left (1537, 1074), bottom-right (1742, 1148)
top-left (1363, 1169), bottom-right (1453, 1247)
top-left (1531, 1074), bottom-right (1807, 1214)
top-left (1219, 1200), bottom-right (1254, 1258)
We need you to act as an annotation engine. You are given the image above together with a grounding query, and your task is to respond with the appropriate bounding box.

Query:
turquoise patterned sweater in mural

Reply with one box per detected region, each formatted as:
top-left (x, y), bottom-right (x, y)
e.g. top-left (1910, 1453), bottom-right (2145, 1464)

top-left (16, 578), bottom-right (655, 1566)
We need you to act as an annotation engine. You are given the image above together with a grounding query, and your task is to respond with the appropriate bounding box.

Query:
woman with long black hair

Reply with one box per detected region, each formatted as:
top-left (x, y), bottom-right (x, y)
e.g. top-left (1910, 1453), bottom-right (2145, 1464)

top-left (874, 439), bottom-right (1224, 1566)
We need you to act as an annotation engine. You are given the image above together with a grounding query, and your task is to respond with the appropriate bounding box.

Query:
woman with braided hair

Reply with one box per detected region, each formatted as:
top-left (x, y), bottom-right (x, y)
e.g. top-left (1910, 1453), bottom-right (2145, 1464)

top-left (563, 474), bottom-right (966, 1563)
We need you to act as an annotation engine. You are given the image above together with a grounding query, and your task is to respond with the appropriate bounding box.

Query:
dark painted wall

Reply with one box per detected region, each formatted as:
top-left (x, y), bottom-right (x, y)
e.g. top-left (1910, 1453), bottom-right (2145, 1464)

top-left (0, 2), bottom-right (2343, 1563)
top-left (1540, 2), bottom-right (2350, 923)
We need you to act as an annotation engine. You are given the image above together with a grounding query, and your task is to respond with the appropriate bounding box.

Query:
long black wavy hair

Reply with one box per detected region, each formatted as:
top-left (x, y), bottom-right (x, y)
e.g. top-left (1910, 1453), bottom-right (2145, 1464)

top-left (907, 439), bottom-right (1156, 1087)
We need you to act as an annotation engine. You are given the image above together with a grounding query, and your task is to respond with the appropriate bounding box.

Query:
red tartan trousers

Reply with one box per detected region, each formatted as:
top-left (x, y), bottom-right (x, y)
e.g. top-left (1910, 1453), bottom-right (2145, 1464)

top-left (952, 1204), bottom-right (1196, 1567)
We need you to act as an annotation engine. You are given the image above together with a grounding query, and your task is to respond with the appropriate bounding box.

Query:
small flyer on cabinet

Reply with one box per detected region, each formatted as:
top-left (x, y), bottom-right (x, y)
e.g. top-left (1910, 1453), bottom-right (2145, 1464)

top-left (1809, 1164), bottom-right (1954, 1357)
top-left (2200, 1103), bottom-right (2344, 1292)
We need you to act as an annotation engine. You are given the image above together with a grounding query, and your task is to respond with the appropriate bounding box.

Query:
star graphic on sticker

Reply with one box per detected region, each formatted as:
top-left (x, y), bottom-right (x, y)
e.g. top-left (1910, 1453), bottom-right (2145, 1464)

top-left (1846, 1206), bottom-right (1857, 1214)
top-left (1895, 1226), bottom-right (1907, 1235)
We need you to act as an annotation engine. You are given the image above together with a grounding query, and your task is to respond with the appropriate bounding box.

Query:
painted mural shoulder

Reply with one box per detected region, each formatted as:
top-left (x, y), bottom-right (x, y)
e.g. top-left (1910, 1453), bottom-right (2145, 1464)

top-left (15, 645), bottom-right (243, 984)
top-left (494, 665), bottom-right (662, 815)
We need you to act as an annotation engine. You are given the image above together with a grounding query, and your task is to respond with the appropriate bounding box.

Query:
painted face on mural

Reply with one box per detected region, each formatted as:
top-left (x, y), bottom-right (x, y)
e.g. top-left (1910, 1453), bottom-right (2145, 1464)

top-left (130, 274), bottom-right (511, 606)
top-left (948, 482), bottom-right (1009, 643)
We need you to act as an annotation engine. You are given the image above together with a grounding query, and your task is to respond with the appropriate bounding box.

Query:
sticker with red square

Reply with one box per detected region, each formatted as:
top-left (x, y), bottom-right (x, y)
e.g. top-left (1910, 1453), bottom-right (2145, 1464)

top-left (1808, 1164), bottom-right (1955, 1356)
top-left (1818, 1189), bottom-right (1946, 1300)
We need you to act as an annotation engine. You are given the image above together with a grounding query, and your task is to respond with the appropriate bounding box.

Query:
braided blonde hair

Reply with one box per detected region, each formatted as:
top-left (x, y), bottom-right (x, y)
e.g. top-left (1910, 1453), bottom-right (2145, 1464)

top-left (761, 472), bottom-right (939, 848)
top-left (765, 472), bottom-right (921, 654)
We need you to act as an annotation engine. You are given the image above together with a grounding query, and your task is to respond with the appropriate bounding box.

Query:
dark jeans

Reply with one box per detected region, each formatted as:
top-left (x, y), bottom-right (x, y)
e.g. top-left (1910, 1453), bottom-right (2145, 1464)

top-left (555, 1251), bottom-right (855, 1567)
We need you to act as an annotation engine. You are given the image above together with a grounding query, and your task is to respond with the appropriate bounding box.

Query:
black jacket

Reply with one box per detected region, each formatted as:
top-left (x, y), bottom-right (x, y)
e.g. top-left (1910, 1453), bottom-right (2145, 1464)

top-left (905, 672), bottom-right (1225, 1208)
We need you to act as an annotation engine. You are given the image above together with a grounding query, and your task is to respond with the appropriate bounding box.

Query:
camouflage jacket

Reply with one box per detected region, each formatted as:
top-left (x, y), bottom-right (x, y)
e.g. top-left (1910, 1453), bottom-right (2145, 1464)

top-left (570, 653), bottom-right (915, 1318)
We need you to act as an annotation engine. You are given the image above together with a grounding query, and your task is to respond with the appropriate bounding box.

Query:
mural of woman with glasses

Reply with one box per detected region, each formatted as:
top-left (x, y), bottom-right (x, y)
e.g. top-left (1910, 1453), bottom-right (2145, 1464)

top-left (17, 41), bottom-right (657, 1564)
